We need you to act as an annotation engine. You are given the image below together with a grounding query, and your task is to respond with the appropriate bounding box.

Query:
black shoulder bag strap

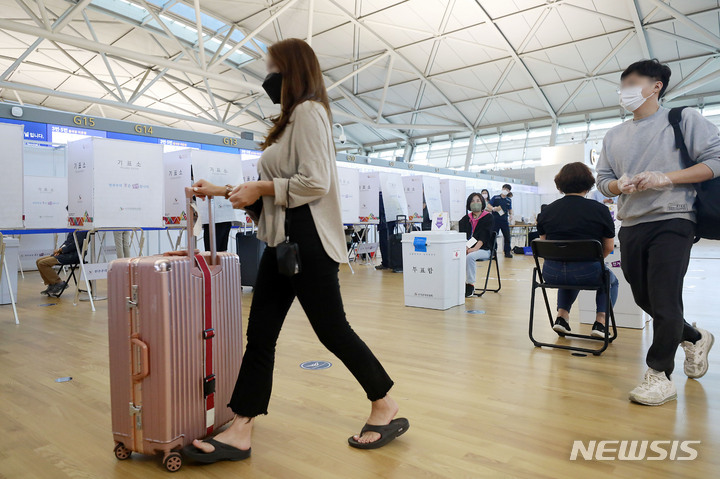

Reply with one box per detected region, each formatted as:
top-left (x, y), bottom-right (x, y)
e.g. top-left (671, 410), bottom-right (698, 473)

top-left (669, 106), bottom-right (693, 169)
top-left (669, 106), bottom-right (705, 243)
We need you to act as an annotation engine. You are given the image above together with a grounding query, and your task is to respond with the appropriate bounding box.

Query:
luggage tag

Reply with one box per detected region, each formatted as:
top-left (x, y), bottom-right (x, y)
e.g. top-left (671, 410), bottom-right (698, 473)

top-left (190, 203), bottom-right (203, 237)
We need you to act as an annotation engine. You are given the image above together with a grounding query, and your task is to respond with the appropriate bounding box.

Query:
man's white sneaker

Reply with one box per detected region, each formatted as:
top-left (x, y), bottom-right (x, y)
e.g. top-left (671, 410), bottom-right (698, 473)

top-left (628, 369), bottom-right (677, 406)
top-left (681, 323), bottom-right (714, 379)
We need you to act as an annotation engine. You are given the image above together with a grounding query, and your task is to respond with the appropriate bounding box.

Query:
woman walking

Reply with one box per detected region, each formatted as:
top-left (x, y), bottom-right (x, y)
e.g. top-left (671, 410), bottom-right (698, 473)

top-left (183, 38), bottom-right (408, 464)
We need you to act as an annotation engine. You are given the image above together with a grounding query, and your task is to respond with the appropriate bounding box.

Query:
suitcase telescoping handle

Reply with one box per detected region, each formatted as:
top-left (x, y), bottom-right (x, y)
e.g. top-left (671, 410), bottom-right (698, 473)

top-left (131, 337), bottom-right (149, 382)
top-left (185, 186), bottom-right (218, 266)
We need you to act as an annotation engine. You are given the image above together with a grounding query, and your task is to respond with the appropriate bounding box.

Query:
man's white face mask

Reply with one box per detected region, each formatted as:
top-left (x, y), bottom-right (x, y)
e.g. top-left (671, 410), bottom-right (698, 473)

top-left (619, 85), bottom-right (652, 112)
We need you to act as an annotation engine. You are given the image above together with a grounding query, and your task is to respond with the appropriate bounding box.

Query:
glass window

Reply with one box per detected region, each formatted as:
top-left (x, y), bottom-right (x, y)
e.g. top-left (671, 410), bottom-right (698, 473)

top-left (501, 130), bottom-right (527, 142)
top-left (588, 118), bottom-right (623, 131)
top-left (558, 122), bottom-right (587, 134)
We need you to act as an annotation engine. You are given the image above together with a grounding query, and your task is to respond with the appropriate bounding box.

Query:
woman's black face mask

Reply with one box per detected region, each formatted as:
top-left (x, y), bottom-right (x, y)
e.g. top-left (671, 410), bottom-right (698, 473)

top-left (262, 72), bottom-right (283, 104)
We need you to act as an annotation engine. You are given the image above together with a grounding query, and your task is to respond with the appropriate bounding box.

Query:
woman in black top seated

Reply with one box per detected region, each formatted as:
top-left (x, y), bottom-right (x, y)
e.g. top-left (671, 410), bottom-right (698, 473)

top-left (459, 193), bottom-right (495, 298)
top-left (536, 162), bottom-right (619, 337)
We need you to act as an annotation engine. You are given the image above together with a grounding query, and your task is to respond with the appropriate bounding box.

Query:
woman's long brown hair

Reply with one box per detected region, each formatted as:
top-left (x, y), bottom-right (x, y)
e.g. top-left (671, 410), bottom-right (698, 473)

top-left (261, 39), bottom-right (332, 150)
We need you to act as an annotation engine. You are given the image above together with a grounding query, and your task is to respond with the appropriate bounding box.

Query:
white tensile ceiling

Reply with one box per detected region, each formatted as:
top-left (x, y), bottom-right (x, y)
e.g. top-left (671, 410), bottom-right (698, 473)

top-left (1, 0), bottom-right (719, 152)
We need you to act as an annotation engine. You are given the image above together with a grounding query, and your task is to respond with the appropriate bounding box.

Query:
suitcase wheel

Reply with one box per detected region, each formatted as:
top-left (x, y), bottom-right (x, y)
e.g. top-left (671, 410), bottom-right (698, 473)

top-left (113, 443), bottom-right (131, 460)
top-left (163, 452), bottom-right (183, 472)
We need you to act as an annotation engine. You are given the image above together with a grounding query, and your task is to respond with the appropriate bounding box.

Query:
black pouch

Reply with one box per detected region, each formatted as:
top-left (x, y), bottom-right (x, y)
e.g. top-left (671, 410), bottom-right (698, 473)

top-left (245, 198), bottom-right (263, 223)
top-left (277, 196), bottom-right (301, 277)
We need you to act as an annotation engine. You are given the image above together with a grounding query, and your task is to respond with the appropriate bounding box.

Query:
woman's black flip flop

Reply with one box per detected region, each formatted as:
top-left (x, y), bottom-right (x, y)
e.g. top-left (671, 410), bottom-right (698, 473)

top-left (347, 418), bottom-right (410, 449)
top-left (181, 439), bottom-right (251, 464)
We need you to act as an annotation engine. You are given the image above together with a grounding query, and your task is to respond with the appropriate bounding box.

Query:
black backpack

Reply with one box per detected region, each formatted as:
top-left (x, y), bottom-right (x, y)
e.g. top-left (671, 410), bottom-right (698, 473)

top-left (669, 107), bottom-right (720, 241)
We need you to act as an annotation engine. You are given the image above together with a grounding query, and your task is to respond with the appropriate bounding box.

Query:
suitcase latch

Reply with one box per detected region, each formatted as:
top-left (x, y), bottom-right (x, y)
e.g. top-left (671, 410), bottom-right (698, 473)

top-left (129, 402), bottom-right (142, 429)
top-left (203, 328), bottom-right (215, 340)
top-left (126, 285), bottom-right (139, 311)
top-left (204, 375), bottom-right (216, 397)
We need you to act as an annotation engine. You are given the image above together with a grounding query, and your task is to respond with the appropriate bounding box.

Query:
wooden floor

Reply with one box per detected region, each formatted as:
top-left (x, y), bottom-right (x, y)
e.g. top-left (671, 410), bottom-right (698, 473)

top-left (1, 245), bottom-right (718, 479)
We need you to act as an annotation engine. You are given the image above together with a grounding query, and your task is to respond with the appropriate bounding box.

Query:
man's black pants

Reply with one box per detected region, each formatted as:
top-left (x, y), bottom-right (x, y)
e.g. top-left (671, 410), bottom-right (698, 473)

top-left (493, 220), bottom-right (511, 255)
top-left (619, 219), bottom-right (701, 377)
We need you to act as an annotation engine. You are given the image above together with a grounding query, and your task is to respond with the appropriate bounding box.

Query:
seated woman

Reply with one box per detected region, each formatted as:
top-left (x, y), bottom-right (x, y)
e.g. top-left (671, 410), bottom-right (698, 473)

top-left (536, 162), bottom-right (619, 338)
top-left (459, 192), bottom-right (495, 298)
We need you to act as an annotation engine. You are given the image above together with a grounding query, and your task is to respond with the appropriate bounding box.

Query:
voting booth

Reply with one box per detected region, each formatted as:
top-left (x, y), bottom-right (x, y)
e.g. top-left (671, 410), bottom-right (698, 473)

top-left (23, 176), bottom-right (68, 229)
top-left (402, 176), bottom-right (424, 222)
top-left (186, 149), bottom-right (245, 224)
top-left (401, 231), bottom-right (465, 310)
top-left (338, 167), bottom-right (360, 224)
top-left (440, 179), bottom-right (466, 221)
top-left (163, 150), bottom-right (192, 225)
top-left (67, 137), bottom-right (164, 228)
top-left (359, 172), bottom-right (380, 223)
top-left (241, 156), bottom-right (260, 183)
top-left (23, 142), bottom-right (68, 229)
top-left (237, 156), bottom-right (261, 223)
top-left (422, 176), bottom-right (444, 217)
top-left (379, 172), bottom-right (408, 221)
top-left (0, 123), bottom-right (24, 228)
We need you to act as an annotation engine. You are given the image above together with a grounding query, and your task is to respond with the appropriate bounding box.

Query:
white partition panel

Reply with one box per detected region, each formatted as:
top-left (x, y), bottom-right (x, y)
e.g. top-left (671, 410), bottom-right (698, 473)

top-left (190, 149), bottom-right (244, 224)
top-left (440, 178), bottom-right (466, 221)
top-left (379, 172), bottom-right (409, 221)
top-left (67, 137), bottom-right (164, 228)
top-left (402, 176), bottom-right (424, 222)
top-left (337, 166), bottom-right (360, 224)
top-left (0, 123), bottom-right (24, 228)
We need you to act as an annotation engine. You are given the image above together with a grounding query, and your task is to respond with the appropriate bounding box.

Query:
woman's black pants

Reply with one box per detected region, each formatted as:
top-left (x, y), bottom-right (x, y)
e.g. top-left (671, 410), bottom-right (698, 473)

top-left (228, 205), bottom-right (394, 417)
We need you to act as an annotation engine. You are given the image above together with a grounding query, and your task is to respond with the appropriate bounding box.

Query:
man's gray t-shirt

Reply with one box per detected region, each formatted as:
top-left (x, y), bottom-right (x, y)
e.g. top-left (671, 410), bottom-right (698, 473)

top-left (596, 107), bottom-right (720, 227)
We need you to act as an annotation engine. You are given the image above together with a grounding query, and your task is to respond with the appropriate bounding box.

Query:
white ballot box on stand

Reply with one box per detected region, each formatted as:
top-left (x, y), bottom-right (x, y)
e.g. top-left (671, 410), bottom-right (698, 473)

top-left (401, 231), bottom-right (465, 310)
top-left (578, 250), bottom-right (649, 329)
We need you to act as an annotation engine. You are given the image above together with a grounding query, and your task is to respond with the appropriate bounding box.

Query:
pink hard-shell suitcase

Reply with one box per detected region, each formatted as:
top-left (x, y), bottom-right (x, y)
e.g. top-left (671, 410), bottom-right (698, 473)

top-left (107, 188), bottom-right (243, 472)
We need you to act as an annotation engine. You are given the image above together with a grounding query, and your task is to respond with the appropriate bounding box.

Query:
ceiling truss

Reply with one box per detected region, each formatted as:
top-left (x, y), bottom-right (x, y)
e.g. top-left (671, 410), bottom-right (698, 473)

top-left (0, 0), bottom-right (718, 153)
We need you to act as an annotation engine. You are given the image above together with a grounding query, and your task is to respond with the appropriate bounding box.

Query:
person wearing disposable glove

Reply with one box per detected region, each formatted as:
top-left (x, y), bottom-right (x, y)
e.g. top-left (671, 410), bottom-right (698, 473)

top-left (596, 59), bottom-right (720, 406)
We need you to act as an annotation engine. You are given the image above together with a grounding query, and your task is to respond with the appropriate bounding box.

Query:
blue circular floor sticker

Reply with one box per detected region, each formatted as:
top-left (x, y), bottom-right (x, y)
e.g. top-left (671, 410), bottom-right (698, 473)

top-left (300, 361), bottom-right (332, 370)
top-left (466, 310), bottom-right (486, 314)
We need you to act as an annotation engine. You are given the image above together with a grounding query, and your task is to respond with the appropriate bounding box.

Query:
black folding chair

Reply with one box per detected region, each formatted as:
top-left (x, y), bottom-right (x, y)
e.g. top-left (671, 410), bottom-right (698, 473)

top-left (53, 263), bottom-right (92, 298)
top-left (529, 239), bottom-right (617, 356)
top-left (474, 231), bottom-right (501, 297)
top-left (53, 263), bottom-right (77, 298)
